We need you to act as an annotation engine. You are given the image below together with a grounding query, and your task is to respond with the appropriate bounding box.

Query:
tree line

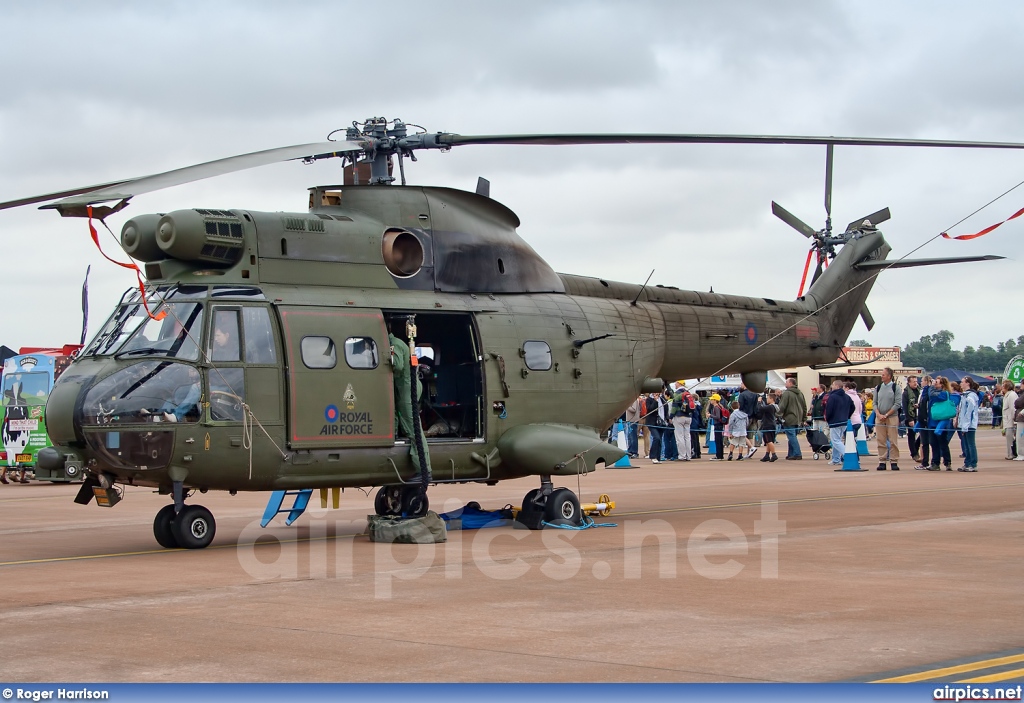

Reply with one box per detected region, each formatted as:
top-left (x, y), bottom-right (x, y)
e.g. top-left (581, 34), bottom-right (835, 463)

top-left (850, 332), bottom-right (1024, 374)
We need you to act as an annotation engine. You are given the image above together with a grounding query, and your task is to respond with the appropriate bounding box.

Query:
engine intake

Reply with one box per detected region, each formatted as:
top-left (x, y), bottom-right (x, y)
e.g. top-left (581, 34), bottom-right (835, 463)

top-left (154, 209), bottom-right (245, 265)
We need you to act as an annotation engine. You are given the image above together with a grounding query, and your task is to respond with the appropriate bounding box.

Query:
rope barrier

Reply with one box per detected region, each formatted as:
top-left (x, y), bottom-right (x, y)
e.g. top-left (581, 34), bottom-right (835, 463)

top-left (541, 516), bottom-right (617, 530)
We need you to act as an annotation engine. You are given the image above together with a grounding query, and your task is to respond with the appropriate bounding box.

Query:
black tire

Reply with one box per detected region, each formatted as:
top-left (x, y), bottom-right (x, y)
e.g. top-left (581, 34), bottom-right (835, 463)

top-left (543, 488), bottom-right (581, 525)
top-left (153, 504), bottom-right (179, 549)
top-left (521, 489), bottom-right (541, 511)
top-left (374, 486), bottom-right (403, 516)
top-left (401, 486), bottom-right (429, 517)
top-left (172, 505), bottom-right (216, 549)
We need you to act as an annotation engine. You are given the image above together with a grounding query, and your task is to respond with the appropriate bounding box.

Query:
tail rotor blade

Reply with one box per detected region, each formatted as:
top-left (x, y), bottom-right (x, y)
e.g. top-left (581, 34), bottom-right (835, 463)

top-left (772, 201), bottom-right (817, 239)
top-left (860, 305), bottom-right (876, 331)
top-left (846, 207), bottom-right (891, 232)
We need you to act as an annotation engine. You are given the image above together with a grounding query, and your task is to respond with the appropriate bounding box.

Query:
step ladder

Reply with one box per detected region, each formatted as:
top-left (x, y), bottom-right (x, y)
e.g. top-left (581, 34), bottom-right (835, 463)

top-left (260, 489), bottom-right (314, 527)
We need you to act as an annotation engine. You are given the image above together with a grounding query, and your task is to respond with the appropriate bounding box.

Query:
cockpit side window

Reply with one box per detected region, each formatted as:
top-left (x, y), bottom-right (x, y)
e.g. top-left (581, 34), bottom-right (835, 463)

top-left (242, 307), bottom-right (278, 364)
top-left (210, 309), bottom-right (242, 362)
top-left (115, 303), bottom-right (204, 361)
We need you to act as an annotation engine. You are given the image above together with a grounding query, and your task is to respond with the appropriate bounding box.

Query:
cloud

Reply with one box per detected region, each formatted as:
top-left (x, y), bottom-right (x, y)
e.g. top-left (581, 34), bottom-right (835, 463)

top-left (0, 0), bottom-right (1021, 355)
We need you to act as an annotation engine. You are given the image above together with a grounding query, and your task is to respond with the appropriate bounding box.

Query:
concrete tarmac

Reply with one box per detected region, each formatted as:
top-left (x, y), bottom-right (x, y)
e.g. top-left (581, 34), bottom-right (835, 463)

top-left (1, 429), bottom-right (1021, 682)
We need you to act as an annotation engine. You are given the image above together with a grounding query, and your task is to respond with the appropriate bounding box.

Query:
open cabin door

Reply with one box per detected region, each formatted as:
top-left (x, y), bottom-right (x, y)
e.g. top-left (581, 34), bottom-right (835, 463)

top-left (279, 307), bottom-right (394, 449)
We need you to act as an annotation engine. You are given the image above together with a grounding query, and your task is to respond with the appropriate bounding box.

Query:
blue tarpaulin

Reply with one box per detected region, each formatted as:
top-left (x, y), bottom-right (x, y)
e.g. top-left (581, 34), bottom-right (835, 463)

top-left (439, 503), bottom-right (515, 530)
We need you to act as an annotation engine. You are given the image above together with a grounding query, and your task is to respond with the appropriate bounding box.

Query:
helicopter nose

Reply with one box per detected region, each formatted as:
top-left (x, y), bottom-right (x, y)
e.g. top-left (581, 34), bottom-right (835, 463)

top-left (46, 372), bottom-right (94, 446)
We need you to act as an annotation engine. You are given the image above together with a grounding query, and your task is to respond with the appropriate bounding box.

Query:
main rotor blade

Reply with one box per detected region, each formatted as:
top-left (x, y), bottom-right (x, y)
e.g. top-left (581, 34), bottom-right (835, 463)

top-left (772, 201), bottom-right (817, 239)
top-left (824, 143), bottom-right (834, 218)
top-left (2, 140), bottom-right (367, 213)
top-left (854, 254), bottom-right (1004, 270)
top-left (439, 133), bottom-right (1024, 150)
top-left (0, 180), bottom-right (132, 211)
top-left (845, 207), bottom-right (891, 232)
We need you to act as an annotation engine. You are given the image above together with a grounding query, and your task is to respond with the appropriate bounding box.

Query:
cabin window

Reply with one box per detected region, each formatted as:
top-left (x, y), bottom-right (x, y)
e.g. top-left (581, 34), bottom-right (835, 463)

top-left (210, 310), bottom-right (242, 362)
top-left (243, 307), bottom-right (278, 364)
top-left (301, 336), bottom-right (337, 369)
top-left (344, 337), bottom-right (379, 370)
top-left (523, 341), bottom-right (552, 371)
top-left (208, 367), bottom-right (245, 422)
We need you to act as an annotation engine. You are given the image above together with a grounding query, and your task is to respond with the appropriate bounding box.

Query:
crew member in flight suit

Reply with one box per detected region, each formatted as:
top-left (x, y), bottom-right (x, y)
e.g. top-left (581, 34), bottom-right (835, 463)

top-left (389, 332), bottom-right (432, 481)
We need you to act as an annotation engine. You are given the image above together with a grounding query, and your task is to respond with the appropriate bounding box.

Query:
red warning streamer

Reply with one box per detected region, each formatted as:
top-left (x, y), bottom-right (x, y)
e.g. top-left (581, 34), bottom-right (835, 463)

top-left (87, 206), bottom-right (166, 321)
top-left (941, 206), bottom-right (1024, 240)
top-left (797, 247), bottom-right (814, 298)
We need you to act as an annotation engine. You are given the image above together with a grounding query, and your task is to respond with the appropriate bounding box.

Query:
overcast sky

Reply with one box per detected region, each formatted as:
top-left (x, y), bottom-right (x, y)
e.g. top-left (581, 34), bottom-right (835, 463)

top-left (1, 1), bottom-right (1021, 358)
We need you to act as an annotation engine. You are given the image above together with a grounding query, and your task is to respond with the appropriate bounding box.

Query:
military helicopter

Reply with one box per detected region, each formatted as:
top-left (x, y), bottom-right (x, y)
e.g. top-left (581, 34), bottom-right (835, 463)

top-left (1, 117), bottom-right (1015, 548)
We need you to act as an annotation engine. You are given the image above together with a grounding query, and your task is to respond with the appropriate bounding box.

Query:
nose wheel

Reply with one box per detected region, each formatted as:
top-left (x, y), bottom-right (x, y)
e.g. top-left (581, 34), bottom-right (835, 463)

top-left (153, 503), bottom-right (217, 549)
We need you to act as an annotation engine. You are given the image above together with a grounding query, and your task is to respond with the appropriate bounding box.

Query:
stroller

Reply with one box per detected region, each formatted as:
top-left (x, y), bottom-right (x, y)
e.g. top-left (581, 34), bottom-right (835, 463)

top-left (806, 429), bottom-right (832, 461)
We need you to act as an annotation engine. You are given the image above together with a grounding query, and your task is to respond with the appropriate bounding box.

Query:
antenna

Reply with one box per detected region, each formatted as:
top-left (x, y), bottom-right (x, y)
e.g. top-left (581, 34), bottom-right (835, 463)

top-left (631, 269), bottom-right (655, 306)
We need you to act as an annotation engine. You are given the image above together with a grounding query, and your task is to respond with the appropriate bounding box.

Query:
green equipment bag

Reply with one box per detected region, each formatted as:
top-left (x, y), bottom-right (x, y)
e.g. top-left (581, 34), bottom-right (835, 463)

top-left (367, 511), bottom-right (447, 543)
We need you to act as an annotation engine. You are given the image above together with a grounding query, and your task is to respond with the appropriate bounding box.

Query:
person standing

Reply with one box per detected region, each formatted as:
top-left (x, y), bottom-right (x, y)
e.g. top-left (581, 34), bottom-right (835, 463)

top-left (726, 401), bottom-right (750, 461)
top-left (845, 382), bottom-right (864, 437)
top-left (926, 376), bottom-right (955, 471)
top-left (639, 393), bottom-right (654, 459)
top-left (671, 384), bottom-right (694, 462)
top-left (661, 388), bottom-right (679, 461)
top-left (689, 394), bottom-right (704, 459)
top-left (625, 395), bottom-right (642, 459)
top-left (956, 376), bottom-right (980, 471)
top-left (737, 382), bottom-right (760, 458)
top-left (810, 387), bottom-right (828, 436)
top-left (1001, 380), bottom-right (1017, 460)
top-left (903, 376), bottom-right (921, 463)
top-left (915, 375), bottom-right (933, 469)
top-left (647, 393), bottom-right (671, 463)
top-left (756, 392), bottom-right (780, 462)
top-left (825, 380), bottom-right (855, 466)
top-left (389, 331), bottom-right (432, 481)
top-left (777, 378), bottom-right (807, 460)
top-left (874, 367), bottom-right (903, 471)
top-left (1014, 385), bottom-right (1024, 462)
top-left (708, 393), bottom-right (725, 461)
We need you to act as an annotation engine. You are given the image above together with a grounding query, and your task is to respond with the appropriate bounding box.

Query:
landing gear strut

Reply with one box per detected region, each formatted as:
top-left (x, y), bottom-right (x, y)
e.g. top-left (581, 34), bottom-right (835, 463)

top-left (517, 476), bottom-right (582, 530)
top-left (374, 485), bottom-right (429, 518)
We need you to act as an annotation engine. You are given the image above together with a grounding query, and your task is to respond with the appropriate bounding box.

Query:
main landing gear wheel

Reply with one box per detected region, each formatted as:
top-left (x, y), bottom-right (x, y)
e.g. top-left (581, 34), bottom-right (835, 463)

top-left (400, 486), bottom-right (429, 517)
top-left (544, 488), bottom-right (581, 526)
top-left (374, 486), bottom-right (403, 516)
top-left (172, 504), bottom-right (216, 549)
top-left (153, 504), bottom-right (180, 549)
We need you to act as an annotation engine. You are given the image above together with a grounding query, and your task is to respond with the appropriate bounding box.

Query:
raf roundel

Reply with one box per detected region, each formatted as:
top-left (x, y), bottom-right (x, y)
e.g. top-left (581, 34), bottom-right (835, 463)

top-left (745, 322), bottom-right (758, 345)
top-left (324, 404), bottom-right (340, 423)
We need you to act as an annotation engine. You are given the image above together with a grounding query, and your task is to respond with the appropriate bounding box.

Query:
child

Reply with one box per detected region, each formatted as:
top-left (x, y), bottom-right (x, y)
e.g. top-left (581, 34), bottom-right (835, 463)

top-left (727, 401), bottom-right (749, 461)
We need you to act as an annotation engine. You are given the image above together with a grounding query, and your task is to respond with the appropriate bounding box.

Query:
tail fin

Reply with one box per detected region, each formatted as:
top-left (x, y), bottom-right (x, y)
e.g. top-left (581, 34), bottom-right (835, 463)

top-left (802, 229), bottom-right (889, 348)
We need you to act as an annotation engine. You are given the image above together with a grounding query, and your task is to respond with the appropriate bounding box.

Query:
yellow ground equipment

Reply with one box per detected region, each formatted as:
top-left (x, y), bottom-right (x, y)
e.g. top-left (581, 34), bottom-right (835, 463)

top-left (581, 494), bottom-right (615, 517)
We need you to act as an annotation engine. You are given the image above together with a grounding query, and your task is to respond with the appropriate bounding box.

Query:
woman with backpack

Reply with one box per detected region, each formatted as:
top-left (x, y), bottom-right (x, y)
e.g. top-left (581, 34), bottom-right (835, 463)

top-left (926, 376), bottom-right (956, 471)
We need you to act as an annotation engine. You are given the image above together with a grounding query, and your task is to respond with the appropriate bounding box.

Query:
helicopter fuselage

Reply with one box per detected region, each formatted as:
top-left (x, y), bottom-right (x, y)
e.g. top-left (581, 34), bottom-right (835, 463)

top-left (41, 185), bottom-right (883, 504)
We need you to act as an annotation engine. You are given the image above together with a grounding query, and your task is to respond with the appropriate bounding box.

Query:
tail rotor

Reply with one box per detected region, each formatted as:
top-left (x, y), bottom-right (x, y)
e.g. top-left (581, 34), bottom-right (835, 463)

top-left (772, 143), bottom-right (889, 312)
